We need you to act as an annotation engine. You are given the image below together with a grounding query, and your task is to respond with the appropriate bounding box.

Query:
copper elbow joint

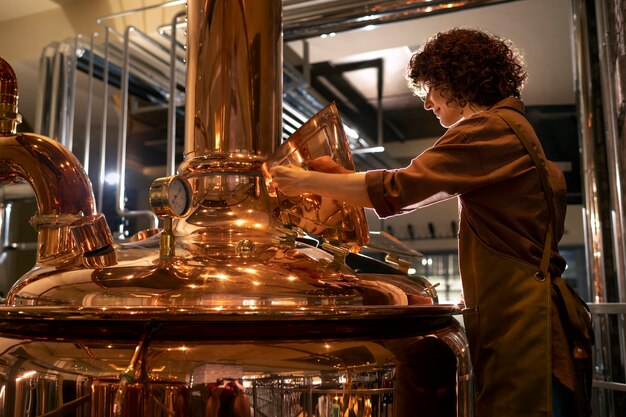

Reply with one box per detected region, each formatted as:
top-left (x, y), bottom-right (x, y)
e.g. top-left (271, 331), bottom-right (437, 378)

top-left (1, 56), bottom-right (113, 265)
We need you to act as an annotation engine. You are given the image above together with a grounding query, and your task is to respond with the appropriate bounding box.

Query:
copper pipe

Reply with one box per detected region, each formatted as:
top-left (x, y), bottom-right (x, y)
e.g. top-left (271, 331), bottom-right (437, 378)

top-left (174, 0), bottom-right (283, 249)
top-left (181, 0), bottom-right (282, 167)
top-left (0, 56), bottom-right (112, 265)
top-left (166, 11), bottom-right (187, 176)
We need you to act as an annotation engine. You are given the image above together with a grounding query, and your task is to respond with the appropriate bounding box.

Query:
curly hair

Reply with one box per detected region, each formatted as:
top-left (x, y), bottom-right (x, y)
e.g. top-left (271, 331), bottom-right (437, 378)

top-left (406, 28), bottom-right (527, 107)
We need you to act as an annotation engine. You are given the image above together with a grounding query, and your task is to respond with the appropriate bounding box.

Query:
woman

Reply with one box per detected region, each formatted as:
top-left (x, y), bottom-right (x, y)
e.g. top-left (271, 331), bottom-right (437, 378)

top-left (271, 28), bottom-right (589, 417)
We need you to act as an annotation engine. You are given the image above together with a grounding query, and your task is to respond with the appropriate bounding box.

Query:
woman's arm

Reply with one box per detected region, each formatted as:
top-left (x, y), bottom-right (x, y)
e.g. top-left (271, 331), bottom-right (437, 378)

top-left (269, 165), bottom-right (374, 208)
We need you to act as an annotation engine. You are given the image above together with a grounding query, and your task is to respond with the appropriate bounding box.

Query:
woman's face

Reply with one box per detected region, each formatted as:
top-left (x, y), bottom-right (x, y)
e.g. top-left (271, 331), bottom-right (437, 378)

top-left (423, 87), bottom-right (465, 128)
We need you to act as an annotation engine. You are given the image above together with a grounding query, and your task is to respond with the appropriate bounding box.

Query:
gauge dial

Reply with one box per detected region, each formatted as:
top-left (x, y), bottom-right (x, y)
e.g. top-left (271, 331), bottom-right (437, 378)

top-left (149, 175), bottom-right (193, 218)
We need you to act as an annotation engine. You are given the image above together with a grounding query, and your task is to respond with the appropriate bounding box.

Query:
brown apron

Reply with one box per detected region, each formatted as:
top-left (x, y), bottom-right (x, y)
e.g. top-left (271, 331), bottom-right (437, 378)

top-left (460, 214), bottom-right (552, 416)
top-left (460, 111), bottom-right (558, 416)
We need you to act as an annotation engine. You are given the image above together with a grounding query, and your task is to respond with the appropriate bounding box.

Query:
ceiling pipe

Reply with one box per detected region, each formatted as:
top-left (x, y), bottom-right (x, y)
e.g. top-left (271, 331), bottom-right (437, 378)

top-left (283, 0), bottom-right (523, 41)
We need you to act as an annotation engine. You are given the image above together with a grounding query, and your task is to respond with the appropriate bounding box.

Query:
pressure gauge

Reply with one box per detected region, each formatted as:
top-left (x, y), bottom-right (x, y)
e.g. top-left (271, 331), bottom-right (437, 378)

top-left (149, 175), bottom-right (193, 218)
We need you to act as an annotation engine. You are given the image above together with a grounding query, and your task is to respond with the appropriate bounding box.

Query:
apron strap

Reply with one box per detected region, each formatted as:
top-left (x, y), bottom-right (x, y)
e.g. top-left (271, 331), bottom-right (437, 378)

top-left (498, 112), bottom-right (594, 417)
top-left (496, 113), bottom-right (554, 279)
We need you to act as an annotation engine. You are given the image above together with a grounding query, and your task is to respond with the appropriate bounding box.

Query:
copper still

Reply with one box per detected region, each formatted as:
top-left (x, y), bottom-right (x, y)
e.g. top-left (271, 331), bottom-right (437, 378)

top-left (0, 1), bottom-right (471, 416)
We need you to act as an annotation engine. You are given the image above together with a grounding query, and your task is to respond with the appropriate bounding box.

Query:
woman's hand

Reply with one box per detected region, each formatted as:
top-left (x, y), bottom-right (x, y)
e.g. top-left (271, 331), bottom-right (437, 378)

top-left (308, 155), bottom-right (354, 174)
top-left (270, 164), bottom-right (373, 208)
top-left (269, 156), bottom-right (353, 197)
top-left (269, 165), bottom-right (310, 197)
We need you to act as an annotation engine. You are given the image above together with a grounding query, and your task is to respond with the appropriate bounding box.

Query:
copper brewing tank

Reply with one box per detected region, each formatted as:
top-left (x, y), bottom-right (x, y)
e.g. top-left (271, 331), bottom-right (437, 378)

top-left (0, 1), bottom-right (471, 417)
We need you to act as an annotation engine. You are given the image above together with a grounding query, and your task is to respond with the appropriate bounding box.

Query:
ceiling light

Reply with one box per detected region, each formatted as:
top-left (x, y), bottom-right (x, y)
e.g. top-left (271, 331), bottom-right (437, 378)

top-left (351, 146), bottom-right (385, 154)
top-left (105, 172), bottom-right (119, 185)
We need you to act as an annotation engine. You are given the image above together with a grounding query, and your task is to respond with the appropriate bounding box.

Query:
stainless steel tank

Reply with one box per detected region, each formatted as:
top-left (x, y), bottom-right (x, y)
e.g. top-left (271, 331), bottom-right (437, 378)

top-left (0, 1), bottom-right (471, 416)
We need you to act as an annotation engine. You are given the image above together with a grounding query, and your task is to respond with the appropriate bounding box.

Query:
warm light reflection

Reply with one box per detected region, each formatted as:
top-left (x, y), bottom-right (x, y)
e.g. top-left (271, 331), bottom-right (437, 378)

top-left (214, 131), bottom-right (221, 151)
top-left (16, 371), bottom-right (37, 382)
top-left (271, 300), bottom-right (297, 306)
top-left (287, 275), bottom-right (297, 281)
top-left (167, 346), bottom-right (189, 352)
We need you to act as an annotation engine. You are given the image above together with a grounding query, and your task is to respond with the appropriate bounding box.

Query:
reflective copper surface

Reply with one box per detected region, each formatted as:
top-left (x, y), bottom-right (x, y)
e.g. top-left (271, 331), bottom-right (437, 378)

top-left (0, 56), bottom-right (21, 135)
top-left (262, 103), bottom-right (370, 248)
top-left (0, 305), bottom-right (468, 417)
top-left (174, 0), bottom-right (284, 259)
top-left (181, 0), bottom-right (281, 162)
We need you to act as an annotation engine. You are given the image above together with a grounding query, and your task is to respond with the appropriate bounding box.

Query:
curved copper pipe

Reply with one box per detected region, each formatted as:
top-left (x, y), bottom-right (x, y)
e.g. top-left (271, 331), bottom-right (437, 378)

top-left (0, 133), bottom-right (96, 217)
top-left (0, 57), bottom-right (112, 265)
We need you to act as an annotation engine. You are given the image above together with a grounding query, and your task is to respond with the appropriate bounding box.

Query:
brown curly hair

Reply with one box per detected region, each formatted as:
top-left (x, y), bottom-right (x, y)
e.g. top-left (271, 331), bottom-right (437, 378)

top-left (406, 28), bottom-right (527, 107)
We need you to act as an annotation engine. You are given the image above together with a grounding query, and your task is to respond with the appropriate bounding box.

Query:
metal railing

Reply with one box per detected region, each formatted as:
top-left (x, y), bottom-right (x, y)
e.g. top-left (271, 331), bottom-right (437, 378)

top-left (589, 302), bottom-right (626, 417)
